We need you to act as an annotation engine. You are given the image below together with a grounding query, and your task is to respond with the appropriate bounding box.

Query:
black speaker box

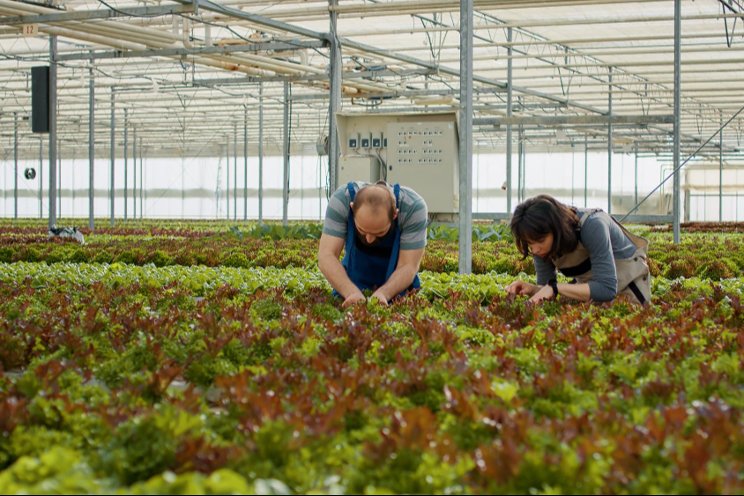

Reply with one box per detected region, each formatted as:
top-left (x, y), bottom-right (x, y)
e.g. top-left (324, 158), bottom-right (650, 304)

top-left (31, 66), bottom-right (50, 133)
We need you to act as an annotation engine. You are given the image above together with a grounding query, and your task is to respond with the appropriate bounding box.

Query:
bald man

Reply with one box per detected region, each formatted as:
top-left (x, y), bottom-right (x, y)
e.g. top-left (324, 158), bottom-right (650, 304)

top-left (318, 180), bottom-right (428, 307)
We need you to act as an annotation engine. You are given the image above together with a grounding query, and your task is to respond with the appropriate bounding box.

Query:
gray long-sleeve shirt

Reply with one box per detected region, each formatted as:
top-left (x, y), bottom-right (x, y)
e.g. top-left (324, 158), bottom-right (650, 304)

top-left (534, 209), bottom-right (636, 301)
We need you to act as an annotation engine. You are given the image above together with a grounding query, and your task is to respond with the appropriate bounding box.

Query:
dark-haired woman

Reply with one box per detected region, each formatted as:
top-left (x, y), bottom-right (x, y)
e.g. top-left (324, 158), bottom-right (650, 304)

top-left (506, 194), bottom-right (651, 305)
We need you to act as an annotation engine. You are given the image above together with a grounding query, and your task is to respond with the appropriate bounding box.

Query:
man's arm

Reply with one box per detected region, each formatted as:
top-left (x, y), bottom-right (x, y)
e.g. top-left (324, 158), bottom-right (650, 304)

top-left (372, 247), bottom-right (424, 304)
top-left (318, 233), bottom-right (365, 303)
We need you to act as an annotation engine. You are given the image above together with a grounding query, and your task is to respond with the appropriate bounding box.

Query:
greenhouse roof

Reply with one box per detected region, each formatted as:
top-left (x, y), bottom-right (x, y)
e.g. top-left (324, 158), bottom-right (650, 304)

top-left (1, 0), bottom-right (744, 164)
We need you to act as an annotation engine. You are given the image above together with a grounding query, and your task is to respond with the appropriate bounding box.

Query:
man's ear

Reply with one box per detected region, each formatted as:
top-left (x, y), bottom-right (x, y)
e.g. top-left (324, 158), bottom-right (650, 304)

top-left (350, 201), bottom-right (354, 209)
top-left (393, 208), bottom-right (399, 220)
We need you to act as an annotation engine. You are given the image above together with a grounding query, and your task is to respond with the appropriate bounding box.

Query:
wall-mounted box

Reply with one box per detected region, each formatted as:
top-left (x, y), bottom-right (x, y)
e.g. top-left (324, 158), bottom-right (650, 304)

top-left (336, 111), bottom-right (459, 213)
top-left (338, 156), bottom-right (381, 186)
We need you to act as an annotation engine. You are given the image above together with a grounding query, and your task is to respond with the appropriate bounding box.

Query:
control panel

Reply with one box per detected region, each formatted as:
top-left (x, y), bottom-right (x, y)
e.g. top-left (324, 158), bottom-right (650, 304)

top-left (336, 112), bottom-right (459, 213)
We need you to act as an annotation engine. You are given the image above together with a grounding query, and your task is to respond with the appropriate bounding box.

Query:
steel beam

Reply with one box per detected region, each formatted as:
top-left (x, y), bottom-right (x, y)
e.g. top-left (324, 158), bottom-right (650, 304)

top-left (458, 0), bottom-right (473, 274)
top-left (49, 36), bottom-right (57, 229)
top-left (0, 4), bottom-right (194, 25)
top-left (473, 114), bottom-right (673, 126)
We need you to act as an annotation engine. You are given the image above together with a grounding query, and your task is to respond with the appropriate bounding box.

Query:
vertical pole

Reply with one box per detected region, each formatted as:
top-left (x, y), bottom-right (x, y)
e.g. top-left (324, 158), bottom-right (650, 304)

top-left (39, 138), bottom-right (43, 218)
top-left (328, 0), bottom-right (341, 191)
top-left (133, 126), bottom-right (137, 220)
top-left (607, 67), bottom-right (613, 215)
top-left (49, 35), bottom-right (58, 229)
top-left (283, 81), bottom-right (290, 227)
top-left (233, 123), bottom-right (238, 221)
top-left (123, 108), bottom-right (128, 221)
top-left (458, 0), bottom-right (473, 274)
top-left (244, 105), bottom-right (248, 221)
top-left (110, 87), bottom-right (115, 227)
top-left (88, 58), bottom-right (95, 230)
top-left (58, 139), bottom-right (61, 217)
top-left (506, 27), bottom-right (513, 215)
top-left (139, 137), bottom-right (144, 218)
top-left (672, 0), bottom-right (681, 242)
top-left (634, 144), bottom-right (638, 206)
top-left (258, 82), bottom-right (264, 224)
top-left (719, 111), bottom-right (724, 222)
top-left (520, 127), bottom-right (526, 201)
top-left (571, 143), bottom-right (575, 204)
top-left (181, 156), bottom-right (185, 219)
top-left (584, 134), bottom-right (588, 207)
top-left (226, 134), bottom-right (230, 220)
top-left (13, 112), bottom-right (18, 219)
top-left (517, 126), bottom-right (524, 203)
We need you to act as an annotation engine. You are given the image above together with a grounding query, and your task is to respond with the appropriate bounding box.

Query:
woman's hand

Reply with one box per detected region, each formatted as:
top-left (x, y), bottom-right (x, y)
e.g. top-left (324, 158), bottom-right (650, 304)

top-left (528, 284), bottom-right (555, 304)
top-left (505, 280), bottom-right (539, 297)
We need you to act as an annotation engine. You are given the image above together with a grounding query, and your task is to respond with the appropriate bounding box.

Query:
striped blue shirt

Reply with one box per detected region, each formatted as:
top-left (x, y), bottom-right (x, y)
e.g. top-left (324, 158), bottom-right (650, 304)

top-left (323, 181), bottom-right (428, 250)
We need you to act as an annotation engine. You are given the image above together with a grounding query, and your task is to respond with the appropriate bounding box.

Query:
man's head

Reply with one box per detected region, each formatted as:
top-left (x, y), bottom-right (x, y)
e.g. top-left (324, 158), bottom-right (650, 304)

top-left (350, 182), bottom-right (398, 245)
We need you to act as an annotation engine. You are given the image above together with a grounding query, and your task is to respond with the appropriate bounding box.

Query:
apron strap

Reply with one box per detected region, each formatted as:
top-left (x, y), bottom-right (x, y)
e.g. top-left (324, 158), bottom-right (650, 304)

top-left (385, 184), bottom-right (402, 280)
top-left (627, 280), bottom-right (647, 305)
top-left (343, 182), bottom-right (357, 268)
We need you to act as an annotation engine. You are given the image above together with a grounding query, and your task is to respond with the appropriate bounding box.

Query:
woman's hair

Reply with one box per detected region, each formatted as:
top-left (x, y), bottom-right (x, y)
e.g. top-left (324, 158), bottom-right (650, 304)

top-left (510, 194), bottom-right (580, 259)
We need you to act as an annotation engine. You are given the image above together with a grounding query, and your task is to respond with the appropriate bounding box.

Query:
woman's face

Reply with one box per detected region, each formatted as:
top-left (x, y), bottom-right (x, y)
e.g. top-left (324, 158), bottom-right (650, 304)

top-left (527, 233), bottom-right (554, 259)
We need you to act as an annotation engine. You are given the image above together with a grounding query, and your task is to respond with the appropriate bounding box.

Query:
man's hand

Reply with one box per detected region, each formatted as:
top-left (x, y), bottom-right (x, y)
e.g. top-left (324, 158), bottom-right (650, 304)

top-left (505, 280), bottom-right (539, 296)
top-left (370, 290), bottom-right (389, 306)
top-left (528, 284), bottom-right (554, 304)
top-left (342, 290), bottom-right (366, 308)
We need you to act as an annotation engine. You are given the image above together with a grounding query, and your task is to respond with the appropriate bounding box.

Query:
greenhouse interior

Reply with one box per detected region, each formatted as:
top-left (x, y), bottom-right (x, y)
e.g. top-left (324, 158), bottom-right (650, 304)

top-left (0, 1), bottom-right (742, 494)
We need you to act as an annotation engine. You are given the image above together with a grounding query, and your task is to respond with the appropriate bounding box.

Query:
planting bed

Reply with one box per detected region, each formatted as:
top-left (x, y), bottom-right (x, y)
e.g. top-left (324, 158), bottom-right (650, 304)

top-left (0, 220), bottom-right (741, 494)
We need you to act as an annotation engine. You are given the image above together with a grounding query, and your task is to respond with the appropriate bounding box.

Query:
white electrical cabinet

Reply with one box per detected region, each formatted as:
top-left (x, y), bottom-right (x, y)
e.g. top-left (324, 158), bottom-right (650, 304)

top-left (338, 156), bottom-right (381, 186)
top-left (336, 112), bottom-right (459, 213)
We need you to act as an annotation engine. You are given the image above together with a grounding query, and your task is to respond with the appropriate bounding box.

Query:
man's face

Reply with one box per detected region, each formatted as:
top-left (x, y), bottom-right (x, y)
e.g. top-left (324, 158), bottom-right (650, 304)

top-left (354, 205), bottom-right (393, 246)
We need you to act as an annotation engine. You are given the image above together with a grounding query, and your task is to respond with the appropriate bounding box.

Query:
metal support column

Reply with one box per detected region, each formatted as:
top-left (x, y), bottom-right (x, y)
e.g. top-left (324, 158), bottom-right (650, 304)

top-left (607, 67), bottom-right (613, 215)
top-left (38, 138), bottom-right (43, 218)
top-left (233, 123), bottom-right (238, 220)
top-left (57, 140), bottom-right (61, 216)
top-left (226, 134), bottom-right (230, 220)
top-left (123, 108), bottom-right (128, 221)
top-left (88, 59), bottom-right (95, 230)
top-left (328, 0), bottom-right (341, 191)
top-left (132, 126), bottom-right (137, 220)
top-left (719, 111), bottom-right (724, 222)
top-left (519, 126), bottom-right (526, 202)
top-left (506, 27), bottom-right (513, 215)
top-left (13, 112), bottom-right (18, 219)
top-left (517, 126), bottom-right (523, 203)
top-left (244, 105), bottom-right (248, 221)
top-left (139, 137), bottom-right (143, 218)
top-left (258, 82), bottom-right (264, 224)
top-left (283, 81), bottom-right (290, 227)
top-left (673, 0), bottom-right (681, 242)
top-left (49, 35), bottom-right (58, 229)
top-left (634, 145), bottom-right (638, 206)
top-left (109, 88), bottom-right (115, 227)
top-left (133, 126), bottom-right (137, 220)
top-left (584, 135), bottom-right (588, 207)
top-left (458, 0), bottom-right (473, 274)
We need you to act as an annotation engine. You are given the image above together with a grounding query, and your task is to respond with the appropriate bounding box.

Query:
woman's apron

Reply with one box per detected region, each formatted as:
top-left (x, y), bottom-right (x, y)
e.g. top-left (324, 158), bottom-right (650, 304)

top-left (340, 182), bottom-right (421, 295)
top-left (551, 209), bottom-right (652, 305)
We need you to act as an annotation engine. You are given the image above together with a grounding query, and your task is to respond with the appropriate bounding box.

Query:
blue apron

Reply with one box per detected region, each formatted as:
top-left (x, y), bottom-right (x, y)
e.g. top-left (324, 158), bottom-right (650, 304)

top-left (340, 182), bottom-right (421, 296)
